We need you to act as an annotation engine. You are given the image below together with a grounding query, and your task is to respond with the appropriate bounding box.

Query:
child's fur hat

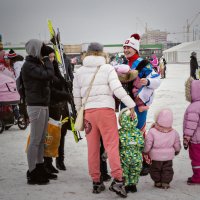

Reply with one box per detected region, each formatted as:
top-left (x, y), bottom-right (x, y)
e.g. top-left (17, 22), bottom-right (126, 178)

top-left (118, 70), bottom-right (138, 83)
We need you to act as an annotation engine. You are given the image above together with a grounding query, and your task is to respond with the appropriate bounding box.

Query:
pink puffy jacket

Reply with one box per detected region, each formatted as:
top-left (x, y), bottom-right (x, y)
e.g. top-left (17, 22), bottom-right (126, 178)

top-left (144, 109), bottom-right (181, 161)
top-left (183, 80), bottom-right (200, 144)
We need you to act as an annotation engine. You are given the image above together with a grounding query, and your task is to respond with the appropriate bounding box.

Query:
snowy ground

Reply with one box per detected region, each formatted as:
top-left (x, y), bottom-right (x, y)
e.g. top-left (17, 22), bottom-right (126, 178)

top-left (0, 64), bottom-right (199, 200)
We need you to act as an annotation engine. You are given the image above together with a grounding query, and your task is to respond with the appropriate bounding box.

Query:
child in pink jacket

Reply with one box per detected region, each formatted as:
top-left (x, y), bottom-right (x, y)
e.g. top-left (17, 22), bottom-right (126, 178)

top-left (150, 54), bottom-right (159, 74)
top-left (183, 77), bottom-right (200, 185)
top-left (144, 108), bottom-right (181, 189)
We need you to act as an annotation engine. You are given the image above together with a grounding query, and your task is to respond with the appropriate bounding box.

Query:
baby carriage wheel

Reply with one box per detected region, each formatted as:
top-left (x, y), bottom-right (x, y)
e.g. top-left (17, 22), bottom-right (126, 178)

top-left (17, 116), bottom-right (28, 130)
top-left (0, 120), bottom-right (5, 133)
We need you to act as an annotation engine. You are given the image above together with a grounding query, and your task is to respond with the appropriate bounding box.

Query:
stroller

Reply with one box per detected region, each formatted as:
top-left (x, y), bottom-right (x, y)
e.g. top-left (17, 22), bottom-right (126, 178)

top-left (0, 73), bottom-right (28, 133)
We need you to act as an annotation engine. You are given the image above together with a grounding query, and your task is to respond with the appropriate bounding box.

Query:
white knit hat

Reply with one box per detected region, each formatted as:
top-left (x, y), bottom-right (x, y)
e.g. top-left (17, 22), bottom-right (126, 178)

top-left (123, 33), bottom-right (140, 53)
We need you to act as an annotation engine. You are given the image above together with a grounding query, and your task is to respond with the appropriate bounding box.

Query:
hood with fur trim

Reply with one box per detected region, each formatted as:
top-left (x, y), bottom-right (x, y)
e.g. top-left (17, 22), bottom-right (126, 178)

top-left (185, 77), bottom-right (193, 102)
top-left (185, 77), bottom-right (200, 102)
top-left (191, 79), bottom-right (200, 102)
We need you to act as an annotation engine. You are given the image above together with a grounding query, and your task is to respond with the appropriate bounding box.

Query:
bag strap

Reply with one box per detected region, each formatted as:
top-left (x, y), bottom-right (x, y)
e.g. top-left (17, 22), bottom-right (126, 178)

top-left (82, 66), bottom-right (101, 106)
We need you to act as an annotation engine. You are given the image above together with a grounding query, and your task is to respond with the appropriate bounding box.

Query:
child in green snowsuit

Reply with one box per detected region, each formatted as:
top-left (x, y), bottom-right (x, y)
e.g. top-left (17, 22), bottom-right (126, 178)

top-left (119, 107), bottom-right (144, 193)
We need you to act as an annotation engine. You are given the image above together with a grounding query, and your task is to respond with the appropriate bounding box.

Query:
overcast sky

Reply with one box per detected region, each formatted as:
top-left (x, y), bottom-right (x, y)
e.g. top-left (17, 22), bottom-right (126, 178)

top-left (0, 0), bottom-right (200, 45)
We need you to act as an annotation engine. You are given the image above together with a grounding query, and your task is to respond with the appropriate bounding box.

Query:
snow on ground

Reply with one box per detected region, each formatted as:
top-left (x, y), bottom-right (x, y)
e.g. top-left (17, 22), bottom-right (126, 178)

top-left (0, 64), bottom-right (199, 200)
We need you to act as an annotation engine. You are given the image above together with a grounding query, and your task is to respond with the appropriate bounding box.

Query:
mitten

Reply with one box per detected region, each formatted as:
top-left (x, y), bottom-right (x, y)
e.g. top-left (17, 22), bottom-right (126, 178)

top-left (183, 136), bottom-right (190, 150)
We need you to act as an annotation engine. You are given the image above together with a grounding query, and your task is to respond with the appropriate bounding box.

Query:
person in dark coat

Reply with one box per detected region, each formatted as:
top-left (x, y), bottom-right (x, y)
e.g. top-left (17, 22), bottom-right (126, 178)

top-left (63, 53), bottom-right (74, 82)
top-left (22, 39), bottom-right (55, 185)
top-left (190, 51), bottom-right (199, 80)
top-left (43, 46), bottom-right (73, 173)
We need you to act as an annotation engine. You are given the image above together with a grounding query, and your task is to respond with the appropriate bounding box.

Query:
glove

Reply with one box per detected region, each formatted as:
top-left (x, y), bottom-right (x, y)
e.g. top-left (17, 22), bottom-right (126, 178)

top-left (42, 56), bottom-right (50, 63)
top-left (50, 37), bottom-right (56, 45)
top-left (183, 138), bottom-right (189, 150)
top-left (183, 136), bottom-right (190, 150)
top-left (50, 34), bottom-right (59, 45)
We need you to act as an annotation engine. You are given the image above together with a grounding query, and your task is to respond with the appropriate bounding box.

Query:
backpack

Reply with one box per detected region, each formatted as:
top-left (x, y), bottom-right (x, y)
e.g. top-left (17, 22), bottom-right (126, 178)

top-left (16, 71), bottom-right (25, 100)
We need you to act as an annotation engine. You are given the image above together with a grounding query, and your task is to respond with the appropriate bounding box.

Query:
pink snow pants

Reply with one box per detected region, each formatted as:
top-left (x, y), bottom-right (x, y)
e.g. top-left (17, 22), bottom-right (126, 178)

top-left (84, 108), bottom-right (123, 182)
top-left (189, 143), bottom-right (200, 183)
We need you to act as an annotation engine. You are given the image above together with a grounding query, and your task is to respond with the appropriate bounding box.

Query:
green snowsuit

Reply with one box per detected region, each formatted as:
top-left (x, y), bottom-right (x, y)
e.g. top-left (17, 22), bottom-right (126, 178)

top-left (119, 110), bottom-right (144, 186)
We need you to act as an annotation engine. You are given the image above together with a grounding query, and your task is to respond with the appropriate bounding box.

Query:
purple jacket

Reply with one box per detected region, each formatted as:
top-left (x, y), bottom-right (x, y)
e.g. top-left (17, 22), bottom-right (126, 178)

top-left (183, 80), bottom-right (200, 144)
top-left (144, 109), bottom-right (181, 161)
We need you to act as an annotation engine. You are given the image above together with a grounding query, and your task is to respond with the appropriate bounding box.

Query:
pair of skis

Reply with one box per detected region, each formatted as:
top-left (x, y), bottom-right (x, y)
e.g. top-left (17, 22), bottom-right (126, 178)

top-left (47, 20), bottom-right (82, 143)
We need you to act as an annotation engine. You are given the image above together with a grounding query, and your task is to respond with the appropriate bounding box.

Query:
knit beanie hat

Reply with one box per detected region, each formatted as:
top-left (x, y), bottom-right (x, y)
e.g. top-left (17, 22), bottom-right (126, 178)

top-left (123, 33), bottom-right (140, 53)
top-left (8, 49), bottom-right (17, 59)
top-left (87, 42), bottom-right (103, 52)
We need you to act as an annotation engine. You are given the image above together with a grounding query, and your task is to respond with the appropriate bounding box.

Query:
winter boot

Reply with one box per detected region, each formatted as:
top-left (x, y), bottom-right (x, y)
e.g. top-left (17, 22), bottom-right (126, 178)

top-left (109, 179), bottom-right (127, 198)
top-left (125, 184), bottom-right (137, 193)
top-left (36, 163), bottom-right (57, 180)
top-left (154, 182), bottom-right (162, 188)
top-left (44, 157), bottom-right (59, 174)
top-left (93, 181), bottom-right (106, 194)
top-left (140, 162), bottom-right (150, 176)
top-left (101, 173), bottom-right (111, 182)
top-left (56, 158), bottom-right (66, 170)
top-left (161, 183), bottom-right (170, 189)
top-left (26, 168), bottom-right (49, 185)
top-left (56, 131), bottom-right (66, 170)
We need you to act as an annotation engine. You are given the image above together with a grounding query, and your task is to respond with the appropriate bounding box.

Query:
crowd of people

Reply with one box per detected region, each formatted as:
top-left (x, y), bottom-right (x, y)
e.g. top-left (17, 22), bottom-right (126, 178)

top-left (0, 32), bottom-right (200, 198)
top-left (73, 33), bottom-right (200, 198)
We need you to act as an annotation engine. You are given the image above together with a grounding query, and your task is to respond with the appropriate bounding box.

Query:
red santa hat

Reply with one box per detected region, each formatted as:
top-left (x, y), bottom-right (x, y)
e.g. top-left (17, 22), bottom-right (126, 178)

top-left (123, 33), bottom-right (140, 53)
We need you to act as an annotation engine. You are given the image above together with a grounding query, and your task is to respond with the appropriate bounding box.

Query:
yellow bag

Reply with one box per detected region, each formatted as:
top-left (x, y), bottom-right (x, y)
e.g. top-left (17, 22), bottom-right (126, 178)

top-left (196, 68), bottom-right (200, 79)
top-left (26, 117), bottom-right (68, 157)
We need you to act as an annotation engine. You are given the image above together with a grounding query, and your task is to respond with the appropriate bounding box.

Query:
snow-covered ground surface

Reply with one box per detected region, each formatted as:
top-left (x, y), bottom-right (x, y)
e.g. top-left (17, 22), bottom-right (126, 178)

top-left (0, 64), bottom-right (199, 200)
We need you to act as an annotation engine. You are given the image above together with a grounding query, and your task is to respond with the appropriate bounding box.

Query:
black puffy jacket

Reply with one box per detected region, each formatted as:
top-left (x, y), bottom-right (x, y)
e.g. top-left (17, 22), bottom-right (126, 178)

top-left (21, 56), bottom-right (54, 106)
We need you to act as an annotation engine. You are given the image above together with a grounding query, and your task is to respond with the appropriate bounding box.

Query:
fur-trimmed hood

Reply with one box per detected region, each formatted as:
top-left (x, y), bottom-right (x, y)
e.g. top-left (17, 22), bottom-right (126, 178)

top-left (185, 77), bottom-right (193, 102)
top-left (185, 77), bottom-right (200, 102)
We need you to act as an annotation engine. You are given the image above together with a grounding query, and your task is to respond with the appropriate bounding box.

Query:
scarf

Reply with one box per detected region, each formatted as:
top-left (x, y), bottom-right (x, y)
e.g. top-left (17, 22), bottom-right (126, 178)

top-left (128, 53), bottom-right (139, 67)
top-left (151, 122), bottom-right (173, 133)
